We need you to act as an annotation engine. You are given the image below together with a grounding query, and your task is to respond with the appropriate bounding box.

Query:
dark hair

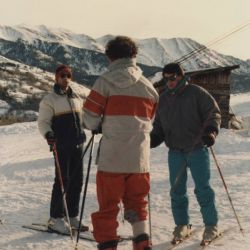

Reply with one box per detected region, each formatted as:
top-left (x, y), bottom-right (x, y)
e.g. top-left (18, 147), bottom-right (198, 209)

top-left (55, 65), bottom-right (72, 75)
top-left (162, 63), bottom-right (184, 76)
top-left (105, 36), bottom-right (138, 60)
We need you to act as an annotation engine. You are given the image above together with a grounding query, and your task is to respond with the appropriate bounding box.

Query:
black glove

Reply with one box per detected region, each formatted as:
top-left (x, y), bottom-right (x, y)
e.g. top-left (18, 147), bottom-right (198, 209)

top-left (202, 126), bottom-right (218, 147)
top-left (45, 131), bottom-right (56, 146)
top-left (92, 126), bottom-right (102, 135)
top-left (202, 132), bottom-right (216, 147)
top-left (150, 133), bottom-right (164, 148)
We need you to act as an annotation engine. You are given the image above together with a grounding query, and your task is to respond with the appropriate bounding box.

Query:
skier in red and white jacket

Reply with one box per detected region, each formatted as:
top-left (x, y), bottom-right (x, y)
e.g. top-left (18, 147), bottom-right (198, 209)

top-left (83, 36), bottom-right (158, 250)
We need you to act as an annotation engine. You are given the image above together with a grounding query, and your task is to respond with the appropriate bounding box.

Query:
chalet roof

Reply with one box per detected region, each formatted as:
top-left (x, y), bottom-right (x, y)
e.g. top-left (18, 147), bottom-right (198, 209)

top-left (185, 65), bottom-right (239, 75)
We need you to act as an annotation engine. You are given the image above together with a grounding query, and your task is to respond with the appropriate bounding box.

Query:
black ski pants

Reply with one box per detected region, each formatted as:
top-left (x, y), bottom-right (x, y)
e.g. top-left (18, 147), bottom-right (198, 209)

top-left (50, 144), bottom-right (83, 218)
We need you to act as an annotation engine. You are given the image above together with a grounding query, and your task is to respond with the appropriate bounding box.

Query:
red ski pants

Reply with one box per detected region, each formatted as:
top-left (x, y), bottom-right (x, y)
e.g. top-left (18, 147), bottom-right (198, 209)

top-left (91, 171), bottom-right (150, 243)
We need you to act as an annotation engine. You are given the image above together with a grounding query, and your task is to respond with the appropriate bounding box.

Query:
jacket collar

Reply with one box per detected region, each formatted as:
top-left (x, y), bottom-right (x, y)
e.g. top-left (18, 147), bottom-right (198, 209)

top-left (108, 58), bottom-right (137, 71)
top-left (166, 77), bottom-right (188, 96)
top-left (53, 84), bottom-right (75, 98)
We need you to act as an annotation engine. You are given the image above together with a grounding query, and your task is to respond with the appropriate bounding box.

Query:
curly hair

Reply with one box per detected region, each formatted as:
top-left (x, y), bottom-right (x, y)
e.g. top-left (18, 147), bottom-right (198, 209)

top-left (105, 36), bottom-right (138, 60)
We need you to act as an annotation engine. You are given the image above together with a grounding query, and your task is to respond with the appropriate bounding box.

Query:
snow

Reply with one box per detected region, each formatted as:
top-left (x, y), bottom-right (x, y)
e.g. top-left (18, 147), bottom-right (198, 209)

top-left (0, 100), bottom-right (10, 115)
top-left (0, 24), bottom-right (103, 52)
top-left (1, 93), bottom-right (250, 249)
top-left (231, 92), bottom-right (250, 128)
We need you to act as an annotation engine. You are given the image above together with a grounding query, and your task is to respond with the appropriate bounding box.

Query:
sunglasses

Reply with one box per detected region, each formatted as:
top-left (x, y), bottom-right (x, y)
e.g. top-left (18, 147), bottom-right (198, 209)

top-left (164, 75), bottom-right (177, 82)
top-left (60, 73), bottom-right (72, 79)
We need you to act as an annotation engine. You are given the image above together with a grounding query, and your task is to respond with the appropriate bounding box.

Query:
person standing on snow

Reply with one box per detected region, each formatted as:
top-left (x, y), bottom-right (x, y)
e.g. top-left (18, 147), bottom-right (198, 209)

top-left (38, 65), bottom-right (88, 234)
top-left (150, 63), bottom-right (221, 244)
top-left (83, 36), bottom-right (158, 250)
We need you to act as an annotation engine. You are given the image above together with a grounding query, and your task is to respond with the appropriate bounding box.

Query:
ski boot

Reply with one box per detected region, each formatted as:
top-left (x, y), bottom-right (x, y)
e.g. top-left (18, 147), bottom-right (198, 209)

top-left (201, 225), bottom-right (220, 245)
top-left (171, 224), bottom-right (192, 244)
top-left (48, 217), bottom-right (70, 234)
top-left (69, 217), bottom-right (89, 231)
top-left (133, 233), bottom-right (152, 250)
top-left (97, 239), bottom-right (118, 250)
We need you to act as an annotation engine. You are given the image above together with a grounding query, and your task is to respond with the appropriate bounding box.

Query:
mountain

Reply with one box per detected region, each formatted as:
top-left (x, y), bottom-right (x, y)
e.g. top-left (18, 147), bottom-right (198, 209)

top-left (1, 24), bottom-right (250, 77)
top-left (0, 24), bottom-right (103, 51)
top-left (0, 24), bottom-right (250, 123)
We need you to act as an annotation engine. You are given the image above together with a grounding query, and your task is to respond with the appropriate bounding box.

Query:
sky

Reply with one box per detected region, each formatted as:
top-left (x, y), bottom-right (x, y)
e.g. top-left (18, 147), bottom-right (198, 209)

top-left (1, 0), bottom-right (250, 60)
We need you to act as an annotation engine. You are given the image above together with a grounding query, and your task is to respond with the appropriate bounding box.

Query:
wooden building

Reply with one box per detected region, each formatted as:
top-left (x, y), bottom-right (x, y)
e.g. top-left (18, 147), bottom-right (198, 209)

top-left (153, 65), bottom-right (240, 128)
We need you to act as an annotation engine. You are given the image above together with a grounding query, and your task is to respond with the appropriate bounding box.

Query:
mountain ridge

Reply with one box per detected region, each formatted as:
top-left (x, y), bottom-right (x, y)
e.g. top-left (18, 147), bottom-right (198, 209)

top-left (0, 24), bottom-right (250, 124)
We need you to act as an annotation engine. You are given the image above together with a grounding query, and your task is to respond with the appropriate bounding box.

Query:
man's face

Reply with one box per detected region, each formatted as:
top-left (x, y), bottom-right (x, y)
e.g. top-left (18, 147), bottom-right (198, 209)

top-left (57, 71), bottom-right (72, 90)
top-left (163, 73), bottom-right (182, 89)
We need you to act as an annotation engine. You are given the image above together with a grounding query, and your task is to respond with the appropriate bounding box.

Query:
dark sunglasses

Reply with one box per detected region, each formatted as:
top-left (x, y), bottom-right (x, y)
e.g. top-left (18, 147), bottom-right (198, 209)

top-left (60, 73), bottom-right (72, 79)
top-left (164, 75), bottom-right (177, 82)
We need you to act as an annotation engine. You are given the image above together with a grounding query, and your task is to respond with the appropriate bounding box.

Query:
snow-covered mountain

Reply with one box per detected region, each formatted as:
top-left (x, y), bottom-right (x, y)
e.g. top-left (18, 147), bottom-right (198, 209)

top-left (1, 24), bottom-right (250, 75)
top-left (0, 24), bottom-right (250, 123)
top-left (0, 24), bottom-right (103, 52)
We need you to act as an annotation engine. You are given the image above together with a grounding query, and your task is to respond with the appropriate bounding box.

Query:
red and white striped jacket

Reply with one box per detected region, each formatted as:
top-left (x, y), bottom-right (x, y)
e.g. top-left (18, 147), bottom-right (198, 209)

top-left (83, 58), bottom-right (158, 173)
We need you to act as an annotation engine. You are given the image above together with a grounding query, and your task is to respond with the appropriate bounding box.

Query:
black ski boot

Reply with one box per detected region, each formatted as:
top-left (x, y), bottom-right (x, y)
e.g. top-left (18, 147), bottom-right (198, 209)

top-left (133, 233), bottom-right (152, 250)
top-left (97, 239), bottom-right (119, 250)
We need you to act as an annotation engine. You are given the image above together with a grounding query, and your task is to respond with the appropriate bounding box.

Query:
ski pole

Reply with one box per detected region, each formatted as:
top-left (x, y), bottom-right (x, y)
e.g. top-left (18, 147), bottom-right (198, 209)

top-left (210, 147), bottom-right (244, 236)
top-left (52, 143), bottom-right (74, 241)
top-left (80, 134), bottom-right (94, 161)
top-left (75, 134), bottom-right (95, 249)
top-left (148, 193), bottom-right (152, 243)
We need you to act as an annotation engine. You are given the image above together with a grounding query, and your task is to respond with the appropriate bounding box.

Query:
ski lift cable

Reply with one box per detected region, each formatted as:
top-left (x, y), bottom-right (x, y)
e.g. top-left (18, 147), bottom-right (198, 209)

top-left (179, 24), bottom-right (250, 64)
top-left (175, 21), bottom-right (250, 65)
top-left (175, 21), bottom-right (250, 64)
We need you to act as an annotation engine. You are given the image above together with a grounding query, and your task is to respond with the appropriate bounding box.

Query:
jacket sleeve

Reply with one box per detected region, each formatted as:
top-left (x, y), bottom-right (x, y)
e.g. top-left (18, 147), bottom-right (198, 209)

top-left (82, 77), bottom-right (108, 130)
top-left (197, 88), bottom-right (221, 134)
top-left (150, 108), bottom-right (165, 148)
top-left (37, 95), bottom-right (54, 138)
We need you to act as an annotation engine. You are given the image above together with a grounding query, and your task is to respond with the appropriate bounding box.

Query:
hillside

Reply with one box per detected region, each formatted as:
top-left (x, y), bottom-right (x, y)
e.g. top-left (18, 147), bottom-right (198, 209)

top-left (0, 55), bottom-right (89, 125)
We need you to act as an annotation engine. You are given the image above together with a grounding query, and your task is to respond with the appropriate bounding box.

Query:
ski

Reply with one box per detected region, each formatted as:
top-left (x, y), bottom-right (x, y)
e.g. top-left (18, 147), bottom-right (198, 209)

top-left (22, 223), bottom-right (133, 242)
top-left (150, 227), bottom-right (198, 250)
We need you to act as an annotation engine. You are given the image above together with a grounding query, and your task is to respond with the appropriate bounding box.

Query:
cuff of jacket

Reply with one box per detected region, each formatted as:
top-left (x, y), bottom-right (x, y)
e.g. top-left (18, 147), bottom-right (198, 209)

top-left (204, 126), bottom-right (219, 136)
top-left (150, 133), bottom-right (164, 148)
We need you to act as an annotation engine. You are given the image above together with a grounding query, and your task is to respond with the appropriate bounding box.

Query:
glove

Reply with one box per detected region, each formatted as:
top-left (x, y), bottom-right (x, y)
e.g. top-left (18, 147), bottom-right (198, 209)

top-left (150, 133), bottom-right (164, 148)
top-left (92, 126), bottom-right (102, 135)
top-left (202, 132), bottom-right (216, 147)
top-left (202, 126), bottom-right (218, 147)
top-left (45, 131), bottom-right (56, 146)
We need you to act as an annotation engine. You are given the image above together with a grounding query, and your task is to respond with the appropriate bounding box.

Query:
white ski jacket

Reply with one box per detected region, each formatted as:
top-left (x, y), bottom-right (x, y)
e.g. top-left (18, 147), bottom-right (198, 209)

top-left (83, 58), bottom-right (159, 173)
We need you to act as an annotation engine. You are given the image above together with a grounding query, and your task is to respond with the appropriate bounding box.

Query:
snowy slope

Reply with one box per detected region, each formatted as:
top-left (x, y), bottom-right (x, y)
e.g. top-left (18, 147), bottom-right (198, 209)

top-left (1, 93), bottom-right (250, 249)
top-left (231, 92), bottom-right (250, 129)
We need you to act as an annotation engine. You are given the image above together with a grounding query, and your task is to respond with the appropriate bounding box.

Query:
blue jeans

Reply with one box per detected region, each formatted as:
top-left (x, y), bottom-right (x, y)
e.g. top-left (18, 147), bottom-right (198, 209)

top-left (168, 147), bottom-right (218, 226)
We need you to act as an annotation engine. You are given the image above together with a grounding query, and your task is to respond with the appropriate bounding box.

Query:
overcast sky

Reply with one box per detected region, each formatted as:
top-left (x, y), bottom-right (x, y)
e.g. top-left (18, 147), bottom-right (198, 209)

top-left (1, 0), bottom-right (250, 60)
